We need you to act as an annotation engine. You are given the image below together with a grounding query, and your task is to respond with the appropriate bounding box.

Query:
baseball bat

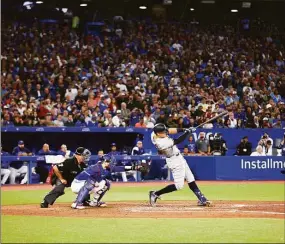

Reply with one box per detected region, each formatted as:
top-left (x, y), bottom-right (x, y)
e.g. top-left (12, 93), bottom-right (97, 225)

top-left (194, 111), bottom-right (228, 130)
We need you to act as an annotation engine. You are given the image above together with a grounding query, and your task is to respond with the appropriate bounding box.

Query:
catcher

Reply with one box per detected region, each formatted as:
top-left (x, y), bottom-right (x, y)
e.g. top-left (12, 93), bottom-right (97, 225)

top-left (71, 155), bottom-right (147, 209)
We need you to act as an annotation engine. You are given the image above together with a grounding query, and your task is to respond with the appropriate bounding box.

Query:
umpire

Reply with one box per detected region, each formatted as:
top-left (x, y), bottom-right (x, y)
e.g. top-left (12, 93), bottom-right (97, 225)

top-left (40, 147), bottom-right (91, 208)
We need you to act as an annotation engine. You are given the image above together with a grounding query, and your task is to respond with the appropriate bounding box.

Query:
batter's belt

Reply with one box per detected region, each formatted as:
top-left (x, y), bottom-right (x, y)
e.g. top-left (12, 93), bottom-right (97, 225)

top-left (166, 153), bottom-right (181, 158)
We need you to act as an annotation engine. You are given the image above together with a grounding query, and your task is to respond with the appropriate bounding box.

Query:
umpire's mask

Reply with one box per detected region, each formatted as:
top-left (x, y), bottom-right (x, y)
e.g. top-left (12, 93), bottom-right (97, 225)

top-left (75, 147), bottom-right (91, 163)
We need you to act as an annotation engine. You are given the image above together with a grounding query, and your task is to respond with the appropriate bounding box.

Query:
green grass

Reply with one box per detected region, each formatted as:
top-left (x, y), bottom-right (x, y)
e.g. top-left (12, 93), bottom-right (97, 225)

top-left (2, 216), bottom-right (284, 243)
top-left (1, 182), bottom-right (284, 205)
top-left (1, 182), bottom-right (284, 243)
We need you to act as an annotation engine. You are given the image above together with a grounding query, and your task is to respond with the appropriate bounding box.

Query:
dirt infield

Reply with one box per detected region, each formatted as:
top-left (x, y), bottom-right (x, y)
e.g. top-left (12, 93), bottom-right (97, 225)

top-left (2, 182), bottom-right (284, 219)
top-left (2, 201), bottom-right (284, 219)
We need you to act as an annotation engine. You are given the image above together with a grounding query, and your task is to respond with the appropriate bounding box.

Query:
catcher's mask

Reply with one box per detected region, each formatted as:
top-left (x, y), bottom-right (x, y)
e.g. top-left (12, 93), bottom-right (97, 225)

top-left (75, 147), bottom-right (91, 162)
top-left (153, 123), bottom-right (168, 135)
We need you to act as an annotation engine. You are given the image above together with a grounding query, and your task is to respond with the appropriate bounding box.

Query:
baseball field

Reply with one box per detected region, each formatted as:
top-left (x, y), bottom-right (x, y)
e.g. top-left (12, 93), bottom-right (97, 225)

top-left (1, 181), bottom-right (284, 243)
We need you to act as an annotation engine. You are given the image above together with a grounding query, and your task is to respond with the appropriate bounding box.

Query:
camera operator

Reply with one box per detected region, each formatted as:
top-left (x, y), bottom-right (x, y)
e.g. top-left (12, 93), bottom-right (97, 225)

top-left (235, 136), bottom-right (252, 156)
top-left (210, 133), bottom-right (228, 156)
top-left (258, 133), bottom-right (273, 156)
top-left (277, 132), bottom-right (285, 156)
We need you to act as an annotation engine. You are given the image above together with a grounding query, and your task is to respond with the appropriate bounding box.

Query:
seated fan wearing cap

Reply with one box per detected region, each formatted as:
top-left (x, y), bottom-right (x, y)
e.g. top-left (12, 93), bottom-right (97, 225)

top-left (40, 147), bottom-right (91, 208)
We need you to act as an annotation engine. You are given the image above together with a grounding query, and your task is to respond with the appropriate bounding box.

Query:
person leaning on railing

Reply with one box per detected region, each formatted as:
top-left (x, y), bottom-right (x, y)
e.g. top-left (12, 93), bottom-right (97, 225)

top-left (10, 141), bottom-right (32, 184)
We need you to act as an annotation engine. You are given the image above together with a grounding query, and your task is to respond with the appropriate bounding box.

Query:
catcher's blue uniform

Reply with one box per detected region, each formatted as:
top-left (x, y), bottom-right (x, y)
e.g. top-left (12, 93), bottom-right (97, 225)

top-left (73, 161), bottom-right (133, 207)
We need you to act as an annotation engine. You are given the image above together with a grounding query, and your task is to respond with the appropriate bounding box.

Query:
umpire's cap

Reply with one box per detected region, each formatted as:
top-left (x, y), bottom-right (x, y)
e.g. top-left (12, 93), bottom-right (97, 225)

top-left (153, 123), bottom-right (168, 135)
top-left (75, 147), bottom-right (91, 162)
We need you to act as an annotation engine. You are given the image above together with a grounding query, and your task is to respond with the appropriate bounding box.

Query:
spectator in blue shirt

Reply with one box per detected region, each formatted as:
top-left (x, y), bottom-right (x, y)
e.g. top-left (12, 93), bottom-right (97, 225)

top-left (10, 141), bottom-right (32, 184)
top-left (187, 135), bottom-right (196, 154)
top-left (36, 144), bottom-right (57, 183)
top-left (129, 108), bottom-right (143, 126)
top-left (1, 147), bottom-right (11, 185)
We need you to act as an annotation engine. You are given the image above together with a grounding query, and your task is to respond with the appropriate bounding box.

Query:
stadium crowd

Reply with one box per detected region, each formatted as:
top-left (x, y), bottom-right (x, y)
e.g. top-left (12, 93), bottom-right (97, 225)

top-left (1, 20), bottom-right (285, 129)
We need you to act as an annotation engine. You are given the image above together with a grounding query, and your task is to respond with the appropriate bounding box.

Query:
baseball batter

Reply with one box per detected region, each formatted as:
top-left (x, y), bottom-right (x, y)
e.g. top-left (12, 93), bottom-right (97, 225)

top-left (149, 123), bottom-right (212, 207)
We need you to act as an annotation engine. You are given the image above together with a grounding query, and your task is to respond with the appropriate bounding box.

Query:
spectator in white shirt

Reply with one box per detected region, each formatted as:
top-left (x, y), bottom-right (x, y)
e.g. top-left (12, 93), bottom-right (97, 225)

top-left (263, 140), bottom-right (273, 156)
top-left (53, 114), bottom-right (64, 127)
top-left (112, 110), bottom-right (124, 127)
top-left (228, 112), bottom-right (237, 128)
top-left (258, 133), bottom-right (273, 155)
top-left (250, 145), bottom-right (266, 156)
top-left (115, 79), bottom-right (128, 92)
top-left (65, 87), bottom-right (78, 101)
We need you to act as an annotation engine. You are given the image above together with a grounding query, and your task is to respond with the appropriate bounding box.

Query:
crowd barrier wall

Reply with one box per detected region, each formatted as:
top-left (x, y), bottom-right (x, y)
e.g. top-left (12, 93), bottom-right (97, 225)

top-left (1, 127), bottom-right (284, 155)
top-left (1, 155), bottom-right (284, 184)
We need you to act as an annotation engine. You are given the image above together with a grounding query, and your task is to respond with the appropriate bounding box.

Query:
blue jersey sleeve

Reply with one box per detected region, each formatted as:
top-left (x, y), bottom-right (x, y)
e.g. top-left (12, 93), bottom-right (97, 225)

top-left (12, 147), bottom-right (20, 155)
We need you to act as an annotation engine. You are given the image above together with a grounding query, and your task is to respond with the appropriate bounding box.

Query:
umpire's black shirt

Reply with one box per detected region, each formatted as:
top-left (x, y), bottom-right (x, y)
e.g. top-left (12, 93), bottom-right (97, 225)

top-left (56, 157), bottom-right (86, 187)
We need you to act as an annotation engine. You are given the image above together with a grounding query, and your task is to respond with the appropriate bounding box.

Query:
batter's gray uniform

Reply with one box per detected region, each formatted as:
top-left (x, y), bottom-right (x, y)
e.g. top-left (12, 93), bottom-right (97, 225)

top-left (151, 132), bottom-right (195, 190)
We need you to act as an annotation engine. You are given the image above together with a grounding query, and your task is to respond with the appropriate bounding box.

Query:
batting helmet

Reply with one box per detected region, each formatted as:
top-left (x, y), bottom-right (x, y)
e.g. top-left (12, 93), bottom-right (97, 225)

top-left (75, 147), bottom-right (91, 162)
top-left (153, 123), bottom-right (168, 135)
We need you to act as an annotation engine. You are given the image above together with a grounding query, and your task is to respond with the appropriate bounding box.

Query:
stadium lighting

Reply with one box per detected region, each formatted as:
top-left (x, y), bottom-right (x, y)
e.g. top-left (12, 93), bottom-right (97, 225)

top-left (190, 8), bottom-right (194, 11)
top-left (242, 2), bottom-right (251, 8)
top-left (36, 1), bottom-right (43, 4)
top-left (80, 3), bottom-right (87, 7)
top-left (201, 0), bottom-right (215, 3)
top-left (23, 1), bottom-right (33, 6)
top-left (62, 8), bottom-right (68, 13)
top-left (231, 9), bottom-right (238, 13)
top-left (139, 6), bottom-right (147, 10)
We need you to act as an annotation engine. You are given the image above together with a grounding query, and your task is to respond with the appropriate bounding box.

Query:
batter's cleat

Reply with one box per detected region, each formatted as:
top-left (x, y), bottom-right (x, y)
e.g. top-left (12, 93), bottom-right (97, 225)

top-left (40, 201), bottom-right (49, 208)
top-left (149, 191), bottom-right (160, 206)
top-left (89, 201), bottom-right (107, 207)
top-left (71, 202), bottom-right (85, 210)
top-left (197, 200), bottom-right (213, 207)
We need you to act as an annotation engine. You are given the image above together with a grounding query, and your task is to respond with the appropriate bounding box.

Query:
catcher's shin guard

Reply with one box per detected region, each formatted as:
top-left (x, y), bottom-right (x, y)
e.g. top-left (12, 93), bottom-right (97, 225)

top-left (75, 179), bottom-right (95, 204)
top-left (91, 185), bottom-right (108, 204)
